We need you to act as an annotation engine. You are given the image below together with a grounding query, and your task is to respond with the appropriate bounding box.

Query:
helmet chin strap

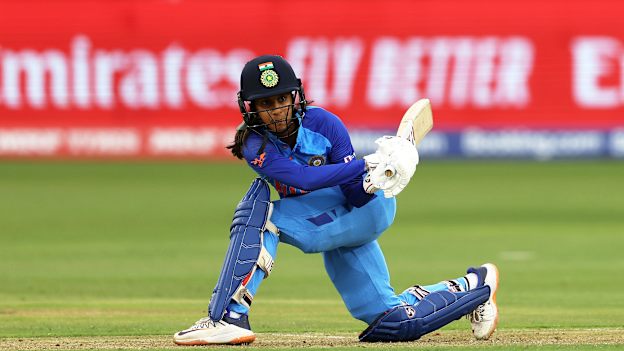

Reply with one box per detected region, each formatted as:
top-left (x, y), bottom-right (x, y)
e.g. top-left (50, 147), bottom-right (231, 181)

top-left (276, 118), bottom-right (300, 139)
top-left (268, 105), bottom-right (300, 139)
top-left (242, 91), bottom-right (310, 144)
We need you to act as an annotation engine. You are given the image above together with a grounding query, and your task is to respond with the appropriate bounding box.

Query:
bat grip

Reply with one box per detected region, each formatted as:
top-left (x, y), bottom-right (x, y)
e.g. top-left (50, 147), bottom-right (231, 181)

top-left (384, 165), bottom-right (395, 178)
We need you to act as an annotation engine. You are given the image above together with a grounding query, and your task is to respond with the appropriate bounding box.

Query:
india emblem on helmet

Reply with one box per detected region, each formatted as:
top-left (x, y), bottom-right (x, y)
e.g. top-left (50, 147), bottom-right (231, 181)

top-left (260, 69), bottom-right (279, 88)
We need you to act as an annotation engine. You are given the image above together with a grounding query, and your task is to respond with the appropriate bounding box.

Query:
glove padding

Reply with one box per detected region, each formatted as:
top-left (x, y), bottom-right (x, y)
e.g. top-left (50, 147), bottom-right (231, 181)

top-left (363, 152), bottom-right (384, 194)
top-left (363, 136), bottom-right (419, 198)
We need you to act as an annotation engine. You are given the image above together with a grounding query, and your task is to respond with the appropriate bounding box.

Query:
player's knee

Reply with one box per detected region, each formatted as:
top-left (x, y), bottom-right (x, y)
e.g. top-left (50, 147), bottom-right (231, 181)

top-left (300, 245), bottom-right (319, 254)
top-left (277, 230), bottom-right (321, 253)
top-left (296, 237), bottom-right (325, 254)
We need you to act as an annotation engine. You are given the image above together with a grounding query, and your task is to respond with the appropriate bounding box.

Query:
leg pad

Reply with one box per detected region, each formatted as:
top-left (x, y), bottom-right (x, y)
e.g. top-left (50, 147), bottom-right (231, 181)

top-left (208, 178), bottom-right (277, 321)
top-left (359, 285), bottom-right (490, 342)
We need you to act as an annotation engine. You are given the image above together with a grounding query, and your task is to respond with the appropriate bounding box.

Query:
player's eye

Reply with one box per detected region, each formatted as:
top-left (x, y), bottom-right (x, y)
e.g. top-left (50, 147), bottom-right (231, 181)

top-left (278, 95), bottom-right (286, 103)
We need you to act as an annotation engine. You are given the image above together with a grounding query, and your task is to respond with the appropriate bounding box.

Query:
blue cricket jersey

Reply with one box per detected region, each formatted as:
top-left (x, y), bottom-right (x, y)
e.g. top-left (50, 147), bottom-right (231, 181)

top-left (242, 106), bottom-right (374, 207)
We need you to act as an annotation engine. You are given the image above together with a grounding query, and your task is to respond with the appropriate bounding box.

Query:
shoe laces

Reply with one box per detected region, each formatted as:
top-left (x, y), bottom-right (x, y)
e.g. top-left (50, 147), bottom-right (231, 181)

top-left (191, 317), bottom-right (217, 329)
top-left (469, 303), bottom-right (487, 322)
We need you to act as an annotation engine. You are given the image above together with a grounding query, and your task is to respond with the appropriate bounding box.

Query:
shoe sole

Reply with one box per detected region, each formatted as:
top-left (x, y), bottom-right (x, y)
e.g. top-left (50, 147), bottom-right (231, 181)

top-left (477, 262), bottom-right (499, 340)
top-left (174, 334), bottom-right (256, 345)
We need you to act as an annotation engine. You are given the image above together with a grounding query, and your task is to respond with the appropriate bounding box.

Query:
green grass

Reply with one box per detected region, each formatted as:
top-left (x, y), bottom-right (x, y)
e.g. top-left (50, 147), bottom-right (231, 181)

top-left (1, 161), bottom-right (623, 350)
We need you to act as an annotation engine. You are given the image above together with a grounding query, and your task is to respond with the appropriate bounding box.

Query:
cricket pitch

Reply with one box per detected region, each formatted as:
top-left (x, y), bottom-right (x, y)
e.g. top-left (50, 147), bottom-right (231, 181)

top-left (2, 328), bottom-right (623, 350)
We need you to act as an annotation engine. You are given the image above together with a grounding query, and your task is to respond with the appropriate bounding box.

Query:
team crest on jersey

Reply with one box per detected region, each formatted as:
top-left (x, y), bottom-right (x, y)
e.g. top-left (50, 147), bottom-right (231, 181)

top-left (308, 155), bottom-right (326, 167)
top-left (260, 69), bottom-right (279, 88)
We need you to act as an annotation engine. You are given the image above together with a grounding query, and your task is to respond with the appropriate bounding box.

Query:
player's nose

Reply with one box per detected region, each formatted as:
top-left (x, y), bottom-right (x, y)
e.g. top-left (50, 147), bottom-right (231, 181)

top-left (271, 104), bottom-right (288, 118)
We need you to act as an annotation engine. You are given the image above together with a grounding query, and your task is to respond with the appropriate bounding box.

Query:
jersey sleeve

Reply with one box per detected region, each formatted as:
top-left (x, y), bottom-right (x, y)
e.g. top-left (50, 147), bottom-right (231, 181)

top-left (243, 134), bottom-right (367, 191)
top-left (324, 111), bottom-right (357, 164)
top-left (321, 110), bottom-right (376, 207)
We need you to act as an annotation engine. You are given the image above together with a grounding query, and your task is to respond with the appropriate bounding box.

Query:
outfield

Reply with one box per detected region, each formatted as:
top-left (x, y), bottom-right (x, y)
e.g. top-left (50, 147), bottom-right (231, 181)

top-left (1, 161), bottom-right (623, 350)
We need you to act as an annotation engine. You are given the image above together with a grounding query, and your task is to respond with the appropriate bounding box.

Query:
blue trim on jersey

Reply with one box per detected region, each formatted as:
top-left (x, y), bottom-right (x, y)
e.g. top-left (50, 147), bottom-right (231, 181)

top-left (242, 107), bottom-right (369, 203)
top-left (294, 127), bottom-right (332, 164)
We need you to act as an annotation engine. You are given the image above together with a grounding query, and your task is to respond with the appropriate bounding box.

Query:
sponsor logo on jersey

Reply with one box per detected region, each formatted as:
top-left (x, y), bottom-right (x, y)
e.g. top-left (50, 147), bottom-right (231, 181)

top-left (343, 153), bottom-right (355, 163)
top-left (251, 152), bottom-right (266, 167)
top-left (308, 155), bottom-right (326, 166)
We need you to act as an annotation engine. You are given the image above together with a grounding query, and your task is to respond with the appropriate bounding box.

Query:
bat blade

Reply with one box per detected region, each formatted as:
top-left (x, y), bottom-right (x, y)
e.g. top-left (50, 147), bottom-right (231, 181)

top-left (396, 98), bottom-right (434, 146)
top-left (384, 99), bottom-right (434, 177)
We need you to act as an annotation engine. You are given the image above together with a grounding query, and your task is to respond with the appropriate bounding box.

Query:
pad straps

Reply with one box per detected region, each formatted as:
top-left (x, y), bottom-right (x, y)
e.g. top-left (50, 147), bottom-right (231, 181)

top-left (208, 178), bottom-right (279, 321)
top-left (230, 231), bottom-right (277, 309)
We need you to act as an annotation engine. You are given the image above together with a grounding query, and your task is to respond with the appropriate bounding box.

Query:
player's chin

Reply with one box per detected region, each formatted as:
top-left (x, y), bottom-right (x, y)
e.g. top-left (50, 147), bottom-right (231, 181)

top-left (270, 122), bottom-right (289, 133)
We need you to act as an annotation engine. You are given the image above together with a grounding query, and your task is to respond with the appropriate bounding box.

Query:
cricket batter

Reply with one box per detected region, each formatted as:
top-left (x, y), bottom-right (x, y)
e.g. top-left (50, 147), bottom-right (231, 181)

top-left (174, 55), bottom-right (499, 344)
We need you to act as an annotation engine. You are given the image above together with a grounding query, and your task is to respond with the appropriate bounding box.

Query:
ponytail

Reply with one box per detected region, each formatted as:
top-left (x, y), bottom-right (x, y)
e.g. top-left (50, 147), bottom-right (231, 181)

top-left (228, 107), bottom-right (266, 159)
top-left (226, 126), bottom-right (250, 160)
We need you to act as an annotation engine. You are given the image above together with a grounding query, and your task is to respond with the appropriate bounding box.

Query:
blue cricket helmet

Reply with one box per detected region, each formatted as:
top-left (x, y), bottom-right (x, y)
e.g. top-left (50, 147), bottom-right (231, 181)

top-left (237, 55), bottom-right (308, 126)
top-left (239, 55), bottom-right (301, 101)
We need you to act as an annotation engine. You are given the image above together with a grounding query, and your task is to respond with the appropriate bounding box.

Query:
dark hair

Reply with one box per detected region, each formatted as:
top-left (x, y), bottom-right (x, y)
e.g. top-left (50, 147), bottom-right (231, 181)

top-left (227, 105), bottom-right (265, 159)
top-left (226, 127), bottom-right (250, 159)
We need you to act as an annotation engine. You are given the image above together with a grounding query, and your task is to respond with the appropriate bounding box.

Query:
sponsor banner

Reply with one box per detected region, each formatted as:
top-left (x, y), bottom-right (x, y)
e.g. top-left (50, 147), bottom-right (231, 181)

top-left (0, 127), bottom-right (233, 158)
top-left (1, 0), bottom-right (624, 158)
top-left (2, 127), bottom-right (623, 160)
top-left (352, 130), bottom-right (624, 160)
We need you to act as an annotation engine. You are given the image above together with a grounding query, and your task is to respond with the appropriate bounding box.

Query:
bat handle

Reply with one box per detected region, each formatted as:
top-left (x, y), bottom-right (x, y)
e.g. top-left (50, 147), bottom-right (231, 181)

top-left (384, 165), bottom-right (395, 178)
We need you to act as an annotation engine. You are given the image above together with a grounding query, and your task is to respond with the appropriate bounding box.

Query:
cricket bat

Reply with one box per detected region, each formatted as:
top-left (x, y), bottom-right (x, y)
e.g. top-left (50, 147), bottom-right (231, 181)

top-left (384, 98), bottom-right (434, 177)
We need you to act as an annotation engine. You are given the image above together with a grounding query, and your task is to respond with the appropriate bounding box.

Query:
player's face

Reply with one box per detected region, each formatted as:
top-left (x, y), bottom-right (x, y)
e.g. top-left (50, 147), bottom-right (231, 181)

top-left (253, 93), bottom-right (294, 135)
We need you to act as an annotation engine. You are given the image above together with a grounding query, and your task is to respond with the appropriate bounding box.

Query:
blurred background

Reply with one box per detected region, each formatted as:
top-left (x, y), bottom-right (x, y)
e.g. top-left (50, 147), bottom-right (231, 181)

top-left (1, 0), bottom-right (623, 159)
top-left (1, 0), bottom-right (623, 341)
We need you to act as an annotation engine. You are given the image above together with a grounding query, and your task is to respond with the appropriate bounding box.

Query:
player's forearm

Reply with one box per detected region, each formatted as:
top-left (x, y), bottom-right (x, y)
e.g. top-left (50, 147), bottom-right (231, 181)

top-left (265, 159), bottom-right (367, 191)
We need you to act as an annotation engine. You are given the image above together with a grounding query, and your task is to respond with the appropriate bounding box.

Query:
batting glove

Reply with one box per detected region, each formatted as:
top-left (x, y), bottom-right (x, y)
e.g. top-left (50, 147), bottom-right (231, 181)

top-left (364, 136), bottom-right (419, 197)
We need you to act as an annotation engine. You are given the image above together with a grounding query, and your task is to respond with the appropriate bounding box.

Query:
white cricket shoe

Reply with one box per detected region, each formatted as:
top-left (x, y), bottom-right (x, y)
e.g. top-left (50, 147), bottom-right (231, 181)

top-left (173, 316), bottom-right (256, 345)
top-left (468, 263), bottom-right (499, 340)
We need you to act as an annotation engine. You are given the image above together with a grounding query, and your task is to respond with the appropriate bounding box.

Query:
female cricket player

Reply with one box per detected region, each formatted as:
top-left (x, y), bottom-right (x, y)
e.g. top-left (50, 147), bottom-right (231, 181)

top-left (173, 55), bottom-right (499, 345)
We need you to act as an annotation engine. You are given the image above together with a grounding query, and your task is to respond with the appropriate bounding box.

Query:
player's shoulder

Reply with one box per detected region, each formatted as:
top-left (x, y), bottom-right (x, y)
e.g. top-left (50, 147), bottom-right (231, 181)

top-left (303, 106), bottom-right (346, 133)
top-left (242, 132), bottom-right (272, 162)
top-left (304, 106), bottom-right (342, 122)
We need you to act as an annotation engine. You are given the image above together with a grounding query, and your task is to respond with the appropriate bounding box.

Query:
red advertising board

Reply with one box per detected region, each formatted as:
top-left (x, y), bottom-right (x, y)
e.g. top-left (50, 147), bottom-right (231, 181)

top-left (1, 0), bottom-right (624, 157)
